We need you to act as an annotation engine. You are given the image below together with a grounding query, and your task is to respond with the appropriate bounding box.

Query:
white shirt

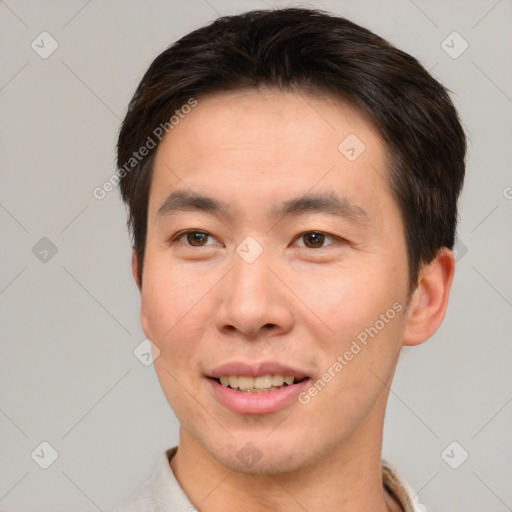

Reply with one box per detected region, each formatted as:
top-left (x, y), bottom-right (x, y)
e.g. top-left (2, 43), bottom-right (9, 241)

top-left (111, 446), bottom-right (426, 512)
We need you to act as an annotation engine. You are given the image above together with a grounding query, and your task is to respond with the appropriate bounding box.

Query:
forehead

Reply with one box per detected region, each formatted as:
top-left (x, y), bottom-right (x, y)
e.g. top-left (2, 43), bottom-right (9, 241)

top-left (158, 87), bottom-right (383, 154)
top-left (148, 87), bottom-right (393, 223)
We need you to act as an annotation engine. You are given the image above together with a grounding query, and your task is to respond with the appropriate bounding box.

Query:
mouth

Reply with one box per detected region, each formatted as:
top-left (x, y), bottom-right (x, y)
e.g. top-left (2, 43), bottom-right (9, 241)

top-left (210, 374), bottom-right (309, 393)
top-left (205, 362), bottom-right (312, 414)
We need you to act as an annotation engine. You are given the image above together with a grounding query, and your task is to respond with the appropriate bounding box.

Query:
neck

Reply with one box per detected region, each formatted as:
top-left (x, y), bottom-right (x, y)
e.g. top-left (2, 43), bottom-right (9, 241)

top-left (169, 397), bottom-right (401, 512)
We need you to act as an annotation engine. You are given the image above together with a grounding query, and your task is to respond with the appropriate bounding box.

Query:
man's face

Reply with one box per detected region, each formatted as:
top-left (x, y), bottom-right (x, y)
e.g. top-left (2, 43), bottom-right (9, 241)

top-left (138, 88), bottom-right (412, 473)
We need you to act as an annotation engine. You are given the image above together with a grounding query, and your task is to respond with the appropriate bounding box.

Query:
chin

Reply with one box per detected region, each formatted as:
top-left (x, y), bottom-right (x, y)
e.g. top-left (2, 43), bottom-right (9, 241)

top-left (201, 432), bottom-right (316, 476)
top-left (225, 447), bottom-right (306, 476)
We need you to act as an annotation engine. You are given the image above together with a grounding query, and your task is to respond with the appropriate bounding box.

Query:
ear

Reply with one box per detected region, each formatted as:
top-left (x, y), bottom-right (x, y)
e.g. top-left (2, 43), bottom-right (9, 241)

top-left (402, 247), bottom-right (456, 346)
top-left (132, 249), bottom-right (152, 340)
top-left (131, 249), bottom-right (142, 291)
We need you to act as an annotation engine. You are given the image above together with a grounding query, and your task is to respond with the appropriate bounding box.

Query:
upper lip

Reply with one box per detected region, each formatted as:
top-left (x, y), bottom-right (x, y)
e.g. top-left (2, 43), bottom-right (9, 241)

top-left (207, 361), bottom-right (310, 380)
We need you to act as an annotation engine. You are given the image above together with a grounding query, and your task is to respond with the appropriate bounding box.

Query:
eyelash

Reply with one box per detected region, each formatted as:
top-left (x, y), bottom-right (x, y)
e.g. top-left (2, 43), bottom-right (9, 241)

top-left (171, 230), bottom-right (342, 249)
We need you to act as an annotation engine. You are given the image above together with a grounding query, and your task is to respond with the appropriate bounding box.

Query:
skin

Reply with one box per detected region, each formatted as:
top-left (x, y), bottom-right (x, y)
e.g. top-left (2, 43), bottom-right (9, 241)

top-left (132, 87), bottom-right (455, 512)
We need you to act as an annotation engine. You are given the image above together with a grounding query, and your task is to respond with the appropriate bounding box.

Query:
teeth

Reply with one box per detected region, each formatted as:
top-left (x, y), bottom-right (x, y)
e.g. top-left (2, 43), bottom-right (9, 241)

top-left (272, 375), bottom-right (284, 386)
top-left (217, 374), bottom-right (297, 391)
top-left (254, 375), bottom-right (273, 388)
top-left (238, 376), bottom-right (253, 391)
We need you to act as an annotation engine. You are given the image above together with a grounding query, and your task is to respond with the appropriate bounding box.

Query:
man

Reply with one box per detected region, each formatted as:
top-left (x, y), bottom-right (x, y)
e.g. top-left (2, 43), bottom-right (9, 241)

top-left (112, 7), bottom-right (466, 512)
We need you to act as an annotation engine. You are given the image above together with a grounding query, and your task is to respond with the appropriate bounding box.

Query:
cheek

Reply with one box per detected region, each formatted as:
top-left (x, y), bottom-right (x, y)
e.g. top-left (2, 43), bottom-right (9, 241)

top-left (142, 263), bottom-right (208, 411)
top-left (298, 262), bottom-right (394, 334)
top-left (141, 261), bottom-right (206, 358)
top-left (304, 263), bottom-right (406, 381)
top-left (303, 310), bottom-right (404, 435)
top-left (143, 253), bottom-right (203, 321)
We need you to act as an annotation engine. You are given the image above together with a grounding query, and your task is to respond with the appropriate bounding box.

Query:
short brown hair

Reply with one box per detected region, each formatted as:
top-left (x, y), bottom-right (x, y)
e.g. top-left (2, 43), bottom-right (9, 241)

top-left (117, 7), bottom-right (467, 291)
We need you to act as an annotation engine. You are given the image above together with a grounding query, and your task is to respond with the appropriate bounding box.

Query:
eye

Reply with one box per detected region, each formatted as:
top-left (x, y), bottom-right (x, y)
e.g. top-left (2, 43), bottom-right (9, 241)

top-left (174, 230), bottom-right (218, 247)
top-left (294, 231), bottom-right (338, 249)
top-left (172, 230), bottom-right (341, 249)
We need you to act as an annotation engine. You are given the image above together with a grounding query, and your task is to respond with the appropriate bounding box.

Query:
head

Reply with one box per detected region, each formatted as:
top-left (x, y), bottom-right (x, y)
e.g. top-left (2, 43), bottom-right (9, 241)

top-left (117, 8), bottom-right (466, 474)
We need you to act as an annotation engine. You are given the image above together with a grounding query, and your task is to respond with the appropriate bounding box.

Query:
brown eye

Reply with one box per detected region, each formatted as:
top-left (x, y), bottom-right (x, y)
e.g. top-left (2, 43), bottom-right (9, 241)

top-left (296, 232), bottom-right (336, 249)
top-left (186, 232), bottom-right (208, 246)
top-left (174, 231), bottom-right (215, 247)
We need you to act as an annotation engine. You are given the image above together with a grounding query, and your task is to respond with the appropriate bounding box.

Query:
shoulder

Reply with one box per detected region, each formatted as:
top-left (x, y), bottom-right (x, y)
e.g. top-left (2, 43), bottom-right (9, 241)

top-left (381, 459), bottom-right (426, 512)
top-left (109, 447), bottom-right (193, 512)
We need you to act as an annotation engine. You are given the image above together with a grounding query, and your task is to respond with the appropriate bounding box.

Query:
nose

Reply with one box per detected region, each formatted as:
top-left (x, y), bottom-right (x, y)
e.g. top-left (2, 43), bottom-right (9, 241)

top-left (215, 244), bottom-right (294, 339)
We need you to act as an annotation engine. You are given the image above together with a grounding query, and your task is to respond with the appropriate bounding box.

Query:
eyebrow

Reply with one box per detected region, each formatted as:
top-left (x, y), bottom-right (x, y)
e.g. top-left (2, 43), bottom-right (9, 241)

top-left (156, 189), bottom-right (370, 225)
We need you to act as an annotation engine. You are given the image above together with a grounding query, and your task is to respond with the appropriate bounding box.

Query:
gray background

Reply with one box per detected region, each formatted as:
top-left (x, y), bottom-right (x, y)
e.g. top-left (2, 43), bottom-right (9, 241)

top-left (0, 0), bottom-right (511, 510)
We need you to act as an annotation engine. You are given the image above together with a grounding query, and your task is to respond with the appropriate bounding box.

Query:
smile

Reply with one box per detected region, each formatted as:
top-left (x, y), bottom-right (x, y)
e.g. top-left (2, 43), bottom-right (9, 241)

top-left (216, 374), bottom-right (307, 393)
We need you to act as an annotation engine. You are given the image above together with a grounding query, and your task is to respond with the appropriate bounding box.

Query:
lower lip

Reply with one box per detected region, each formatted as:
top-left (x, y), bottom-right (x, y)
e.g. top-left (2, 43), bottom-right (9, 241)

top-left (207, 377), bottom-right (311, 414)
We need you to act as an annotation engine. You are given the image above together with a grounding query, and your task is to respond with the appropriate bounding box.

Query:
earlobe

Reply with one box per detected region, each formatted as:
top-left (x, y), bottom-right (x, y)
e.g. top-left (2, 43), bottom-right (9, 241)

top-left (402, 247), bottom-right (456, 347)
